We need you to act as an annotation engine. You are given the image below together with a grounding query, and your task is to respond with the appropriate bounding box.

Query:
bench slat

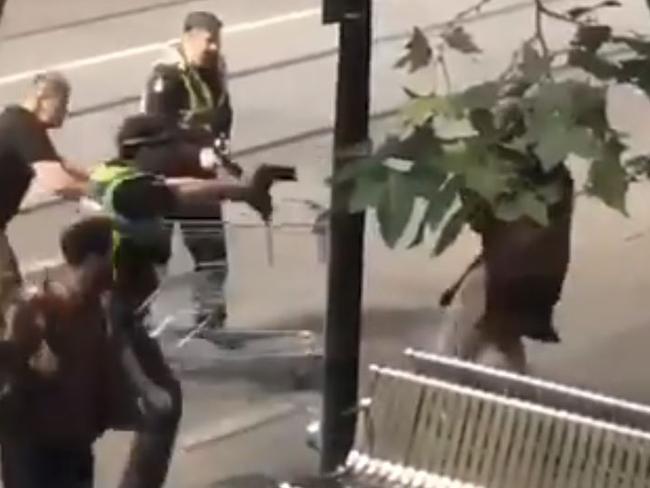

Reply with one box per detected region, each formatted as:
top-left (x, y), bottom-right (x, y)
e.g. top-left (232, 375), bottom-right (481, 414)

top-left (348, 365), bottom-right (650, 487)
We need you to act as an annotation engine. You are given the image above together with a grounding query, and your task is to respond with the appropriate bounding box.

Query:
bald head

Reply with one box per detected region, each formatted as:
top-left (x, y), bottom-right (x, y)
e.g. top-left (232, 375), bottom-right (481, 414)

top-left (24, 71), bottom-right (71, 128)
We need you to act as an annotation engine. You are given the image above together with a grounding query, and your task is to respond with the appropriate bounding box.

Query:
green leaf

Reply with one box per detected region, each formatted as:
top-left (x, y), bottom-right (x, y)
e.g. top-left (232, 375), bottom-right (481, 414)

top-left (408, 213), bottom-right (428, 249)
top-left (494, 191), bottom-right (549, 226)
top-left (567, 49), bottom-right (620, 80)
top-left (521, 43), bottom-right (551, 81)
top-left (518, 192), bottom-right (549, 226)
top-left (463, 154), bottom-right (514, 203)
top-left (533, 81), bottom-right (574, 114)
top-left (567, 0), bottom-right (621, 20)
top-left (469, 109), bottom-right (496, 138)
top-left (348, 174), bottom-right (386, 212)
top-left (618, 59), bottom-right (650, 97)
top-left (457, 82), bottom-right (500, 110)
top-left (612, 35), bottom-right (650, 56)
top-left (441, 26), bottom-right (482, 54)
top-left (571, 84), bottom-right (608, 137)
top-left (334, 137), bottom-right (397, 183)
top-left (534, 126), bottom-right (599, 170)
top-left (395, 27), bottom-right (432, 73)
top-left (587, 139), bottom-right (629, 214)
top-left (624, 154), bottom-right (650, 179)
top-left (376, 171), bottom-right (416, 247)
top-left (401, 95), bottom-right (458, 127)
top-left (528, 100), bottom-right (600, 170)
top-left (433, 206), bottom-right (467, 256)
top-left (529, 117), bottom-right (571, 171)
top-left (426, 176), bottom-right (462, 232)
top-left (537, 179), bottom-right (565, 205)
top-left (572, 25), bottom-right (612, 52)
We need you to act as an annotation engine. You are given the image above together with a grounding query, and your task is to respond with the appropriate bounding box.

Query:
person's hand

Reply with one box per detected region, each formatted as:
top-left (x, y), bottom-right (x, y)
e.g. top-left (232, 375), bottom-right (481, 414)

top-left (222, 159), bottom-right (243, 179)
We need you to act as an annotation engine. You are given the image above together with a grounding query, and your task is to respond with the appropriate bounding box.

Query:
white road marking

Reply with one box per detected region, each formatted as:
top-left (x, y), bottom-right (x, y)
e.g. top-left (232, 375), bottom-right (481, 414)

top-left (0, 7), bottom-right (321, 87)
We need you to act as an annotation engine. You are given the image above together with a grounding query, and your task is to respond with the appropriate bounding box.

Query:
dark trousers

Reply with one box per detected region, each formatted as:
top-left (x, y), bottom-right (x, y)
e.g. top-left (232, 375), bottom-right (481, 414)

top-left (1, 441), bottom-right (94, 488)
top-left (179, 218), bottom-right (228, 327)
top-left (108, 267), bottom-right (182, 488)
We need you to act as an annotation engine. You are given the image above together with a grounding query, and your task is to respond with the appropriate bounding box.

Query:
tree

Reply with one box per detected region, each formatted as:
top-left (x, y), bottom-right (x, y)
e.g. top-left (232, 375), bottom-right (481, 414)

top-left (337, 0), bottom-right (650, 369)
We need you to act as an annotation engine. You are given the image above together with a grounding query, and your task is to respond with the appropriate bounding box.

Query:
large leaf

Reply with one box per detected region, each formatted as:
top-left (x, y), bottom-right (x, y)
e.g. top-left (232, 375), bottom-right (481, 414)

top-left (401, 95), bottom-right (458, 127)
top-left (494, 191), bottom-right (549, 226)
top-left (587, 139), bottom-right (629, 214)
top-left (433, 206), bottom-right (467, 256)
top-left (348, 174), bottom-right (386, 212)
top-left (521, 43), bottom-right (551, 81)
top-left (463, 153), bottom-right (514, 203)
top-left (572, 24), bottom-right (612, 52)
top-left (426, 176), bottom-right (462, 232)
top-left (528, 103), bottom-right (600, 170)
top-left (571, 84), bottom-right (608, 137)
top-left (534, 125), bottom-right (599, 170)
top-left (567, 0), bottom-right (621, 20)
top-left (442, 26), bottom-right (481, 54)
top-left (567, 49), bottom-right (620, 80)
top-left (334, 136), bottom-right (398, 183)
top-left (612, 35), bottom-right (650, 57)
top-left (618, 59), bottom-right (650, 97)
top-left (624, 154), bottom-right (650, 180)
top-left (469, 109), bottom-right (497, 138)
top-left (376, 171), bottom-right (417, 247)
top-left (408, 214), bottom-right (428, 249)
top-left (537, 179), bottom-right (565, 205)
top-left (457, 82), bottom-right (500, 110)
top-left (407, 175), bottom-right (462, 250)
top-left (395, 27), bottom-right (432, 73)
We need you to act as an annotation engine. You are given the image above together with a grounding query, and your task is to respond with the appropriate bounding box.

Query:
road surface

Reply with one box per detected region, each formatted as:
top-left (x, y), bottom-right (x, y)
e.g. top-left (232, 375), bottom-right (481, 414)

top-left (3, 0), bottom-right (650, 486)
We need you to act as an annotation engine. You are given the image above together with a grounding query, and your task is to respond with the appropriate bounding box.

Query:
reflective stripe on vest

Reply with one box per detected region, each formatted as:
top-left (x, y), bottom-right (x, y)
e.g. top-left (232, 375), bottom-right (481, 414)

top-left (179, 65), bottom-right (227, 129)
top-left (89, 162), bottom-right (170, 249)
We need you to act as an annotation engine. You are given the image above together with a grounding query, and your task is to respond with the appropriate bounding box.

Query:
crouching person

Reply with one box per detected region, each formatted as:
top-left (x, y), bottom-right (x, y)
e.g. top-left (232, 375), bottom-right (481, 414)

top-left (0, 216), bottom-right (115, 488)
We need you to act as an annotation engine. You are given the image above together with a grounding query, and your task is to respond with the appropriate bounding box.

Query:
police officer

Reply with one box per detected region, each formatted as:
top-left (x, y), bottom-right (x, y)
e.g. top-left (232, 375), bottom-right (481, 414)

top-left (141, 11), bottom-right (238, 333)
top-left (84, 113), bottom-right (274, 488)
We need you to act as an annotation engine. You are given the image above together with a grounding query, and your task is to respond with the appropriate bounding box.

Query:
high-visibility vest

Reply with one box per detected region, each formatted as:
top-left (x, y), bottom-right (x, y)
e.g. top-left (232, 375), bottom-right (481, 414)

top-left (178, 63), bottom-right (228, 131)
top-left (88, 161), bottom-right (171, 261)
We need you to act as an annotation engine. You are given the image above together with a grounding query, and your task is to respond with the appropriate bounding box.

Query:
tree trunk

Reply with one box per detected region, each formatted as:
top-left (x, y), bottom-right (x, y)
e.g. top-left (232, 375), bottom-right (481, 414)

top-left (437, 168), bottom-right (574, 372)
top-left (481, 169), bottom-right (574, 343)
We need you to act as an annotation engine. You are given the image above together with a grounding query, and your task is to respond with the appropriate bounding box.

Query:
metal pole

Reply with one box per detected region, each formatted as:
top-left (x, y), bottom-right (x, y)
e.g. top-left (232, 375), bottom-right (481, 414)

top-left (320, 0), bottom-right (372, 474)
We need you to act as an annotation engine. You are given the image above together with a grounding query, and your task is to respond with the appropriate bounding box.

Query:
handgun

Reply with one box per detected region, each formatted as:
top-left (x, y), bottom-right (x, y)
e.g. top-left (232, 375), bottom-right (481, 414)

top-left (256, 165), bottom-right (297, 266)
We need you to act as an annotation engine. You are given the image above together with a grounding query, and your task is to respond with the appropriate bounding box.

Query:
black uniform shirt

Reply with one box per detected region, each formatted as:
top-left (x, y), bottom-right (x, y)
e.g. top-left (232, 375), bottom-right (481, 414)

top-left (143, 60), bottom-right (233, 139)
top-left (0, 106), bottom-right (60, 228)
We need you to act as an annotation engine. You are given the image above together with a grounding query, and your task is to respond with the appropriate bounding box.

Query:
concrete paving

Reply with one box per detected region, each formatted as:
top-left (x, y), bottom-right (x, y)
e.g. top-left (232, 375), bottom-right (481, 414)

top-left (3, 1), bottom-right (650, 486)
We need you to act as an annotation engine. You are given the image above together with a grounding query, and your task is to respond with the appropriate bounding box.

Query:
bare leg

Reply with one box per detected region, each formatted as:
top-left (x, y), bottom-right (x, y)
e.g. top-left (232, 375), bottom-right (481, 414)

top-left (440, 264), bottom-right (528, 373)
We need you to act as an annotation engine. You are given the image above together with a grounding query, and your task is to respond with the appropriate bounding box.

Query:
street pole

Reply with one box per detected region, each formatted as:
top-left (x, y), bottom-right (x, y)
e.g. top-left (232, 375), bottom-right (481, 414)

top-left (320, 0), bottom-right (372, 474)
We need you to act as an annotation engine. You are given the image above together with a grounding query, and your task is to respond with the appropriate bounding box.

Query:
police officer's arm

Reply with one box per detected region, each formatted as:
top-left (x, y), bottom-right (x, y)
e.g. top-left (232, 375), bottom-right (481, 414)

top-left (166, 176), bottom-right (271, 220)
top-left (111, 167), bottom-right (272, 221)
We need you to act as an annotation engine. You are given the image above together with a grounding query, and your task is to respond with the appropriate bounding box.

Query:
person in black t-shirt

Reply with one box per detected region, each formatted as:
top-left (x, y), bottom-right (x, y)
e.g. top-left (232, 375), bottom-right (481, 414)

top-left (0, 72), bottom-right (88, 333)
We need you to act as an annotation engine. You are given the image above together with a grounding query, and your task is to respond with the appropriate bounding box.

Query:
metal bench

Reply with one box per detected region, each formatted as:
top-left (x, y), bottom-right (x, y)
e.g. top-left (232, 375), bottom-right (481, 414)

top-left (341, 363), bottom-right (650, 488)
top-left (405, 348), bottom-right (650, 436)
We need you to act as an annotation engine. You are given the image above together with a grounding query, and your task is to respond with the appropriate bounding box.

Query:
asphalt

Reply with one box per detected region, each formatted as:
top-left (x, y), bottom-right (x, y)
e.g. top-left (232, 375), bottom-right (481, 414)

top-left (3, 1), bottom-right (650, 486)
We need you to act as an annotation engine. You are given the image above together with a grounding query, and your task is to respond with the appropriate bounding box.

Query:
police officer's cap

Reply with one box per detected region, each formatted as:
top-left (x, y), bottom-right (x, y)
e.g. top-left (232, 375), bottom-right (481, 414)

top-left (117, 114), bottom-right (175, 149)
top-left (184, 11), bottom-right (223, 37)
